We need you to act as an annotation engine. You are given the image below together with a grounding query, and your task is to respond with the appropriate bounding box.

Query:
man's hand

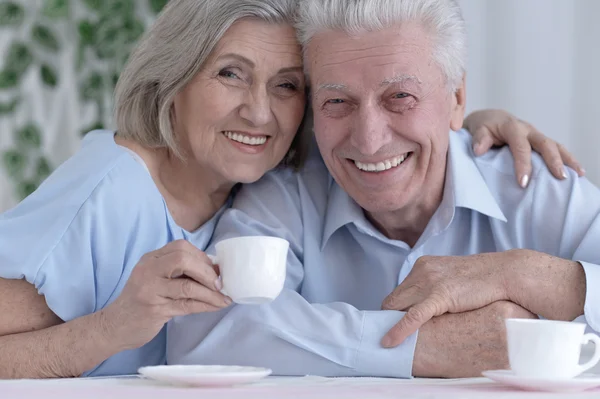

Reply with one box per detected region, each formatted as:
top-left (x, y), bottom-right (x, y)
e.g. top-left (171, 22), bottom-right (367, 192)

top-left (412, 301), bottom-right (537, 378)
top-left (381, 252), bottom-right (512, 347)
top-left (381, 250), bottom-right (586, 348)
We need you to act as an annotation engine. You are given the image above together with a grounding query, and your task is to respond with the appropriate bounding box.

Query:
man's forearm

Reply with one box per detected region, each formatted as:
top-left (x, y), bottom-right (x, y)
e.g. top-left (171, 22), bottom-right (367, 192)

top-left (0, 309), bottom-right (124, 378)
top-left (504, 250), bottom-right (586, 321)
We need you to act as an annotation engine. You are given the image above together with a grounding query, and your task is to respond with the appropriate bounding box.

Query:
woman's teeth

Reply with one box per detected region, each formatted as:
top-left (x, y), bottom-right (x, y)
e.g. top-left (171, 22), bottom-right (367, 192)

top-left (354, 153), bottom-right (409, 172)
top-left (223, 131), bottom-right (267, 146)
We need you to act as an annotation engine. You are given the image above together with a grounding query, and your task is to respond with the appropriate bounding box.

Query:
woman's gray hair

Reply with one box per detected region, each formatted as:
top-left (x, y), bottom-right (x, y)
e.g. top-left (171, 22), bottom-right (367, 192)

top-left (296, 0), bottom-right (467, 91)
top-left (115, 0), bottom-right (309, 168)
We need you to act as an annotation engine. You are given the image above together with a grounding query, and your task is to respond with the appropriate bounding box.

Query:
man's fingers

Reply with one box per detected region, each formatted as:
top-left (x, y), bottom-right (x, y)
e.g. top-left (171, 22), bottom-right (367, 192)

top-left (381, 285), bottom-right (419, 311)
top-left (381, 302), bottom-right (437, 348)
top-left (558, 143), bottom-right (585, 177)
top-left (471, 126), bottom-right (495, 156)
top-left (164, 278), bottom-right (231, 308)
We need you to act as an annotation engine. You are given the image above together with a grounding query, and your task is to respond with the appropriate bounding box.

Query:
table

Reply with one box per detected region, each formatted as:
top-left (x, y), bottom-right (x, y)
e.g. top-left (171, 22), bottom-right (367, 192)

top-left (2, 375), bottom-right (600, 399)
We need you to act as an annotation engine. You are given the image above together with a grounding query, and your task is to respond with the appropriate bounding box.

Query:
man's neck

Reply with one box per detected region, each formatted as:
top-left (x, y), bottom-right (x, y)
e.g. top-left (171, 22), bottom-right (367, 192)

top-left (365, 169), bottom-right (446, 248)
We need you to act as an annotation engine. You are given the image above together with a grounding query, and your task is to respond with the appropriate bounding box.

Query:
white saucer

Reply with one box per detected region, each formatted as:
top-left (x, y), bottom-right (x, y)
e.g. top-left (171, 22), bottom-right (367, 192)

top-left (138, 365), bottom-right (272, 387)
top-left (482, 370), bottom-right (600, 393)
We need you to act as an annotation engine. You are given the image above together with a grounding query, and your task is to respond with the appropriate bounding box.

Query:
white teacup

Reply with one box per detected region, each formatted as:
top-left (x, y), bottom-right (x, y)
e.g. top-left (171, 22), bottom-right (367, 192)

top-left (209, 236), bottom-right (289, 305)
top-left (505, 318), bottom-right (600, 379)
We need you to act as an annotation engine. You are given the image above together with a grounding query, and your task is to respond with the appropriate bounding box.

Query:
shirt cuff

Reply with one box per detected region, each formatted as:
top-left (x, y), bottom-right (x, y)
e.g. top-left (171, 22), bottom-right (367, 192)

top-left (355, 310), bottom-right (418, 378)
top-left (581, 261), bottom-right (600, 331)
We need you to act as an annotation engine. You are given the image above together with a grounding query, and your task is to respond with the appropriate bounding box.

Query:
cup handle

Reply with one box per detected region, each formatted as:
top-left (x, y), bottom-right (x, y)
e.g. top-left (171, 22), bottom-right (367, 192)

top-left (576, 333), bottom-right (600, 375)
top-left (206, 254), bottom-right (229, 297)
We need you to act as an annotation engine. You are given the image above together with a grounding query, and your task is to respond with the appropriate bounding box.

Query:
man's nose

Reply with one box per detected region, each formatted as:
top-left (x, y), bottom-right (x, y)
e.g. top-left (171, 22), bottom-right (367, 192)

top-left (350, 104), bottom-right (390, 156)
top-left (239, 86), bottom-right (273, 127)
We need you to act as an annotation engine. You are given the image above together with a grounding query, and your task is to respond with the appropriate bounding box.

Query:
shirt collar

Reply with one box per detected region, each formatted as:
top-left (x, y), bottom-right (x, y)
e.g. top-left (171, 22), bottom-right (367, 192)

top-left (321, 129), bottom-right (506, 249)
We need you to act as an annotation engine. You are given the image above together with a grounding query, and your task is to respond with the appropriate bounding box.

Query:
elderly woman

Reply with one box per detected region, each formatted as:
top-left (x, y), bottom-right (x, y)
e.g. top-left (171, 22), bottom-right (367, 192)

top-left (0, 0), bottom-right (582, 379)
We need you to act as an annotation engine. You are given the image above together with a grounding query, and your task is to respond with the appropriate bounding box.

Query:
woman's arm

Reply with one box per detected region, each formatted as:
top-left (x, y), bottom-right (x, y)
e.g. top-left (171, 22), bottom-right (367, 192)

top-left (0, 240), bottom-right (231, 379)
top-left (0, 278), bottom-right (120, 378)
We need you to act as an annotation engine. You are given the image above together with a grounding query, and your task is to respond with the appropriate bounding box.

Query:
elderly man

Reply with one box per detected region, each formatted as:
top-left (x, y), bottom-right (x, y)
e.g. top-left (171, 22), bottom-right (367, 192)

top-left (167, 0), bottom-right (600, 378)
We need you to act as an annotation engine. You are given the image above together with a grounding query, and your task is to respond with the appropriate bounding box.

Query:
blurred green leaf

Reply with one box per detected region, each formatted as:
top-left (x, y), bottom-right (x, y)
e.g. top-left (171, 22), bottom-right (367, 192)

top-left (0, 97), bottom-right (19, 115)
top-left (78, 20), bottom-right (96, 46)
top-left (81, 121), bottom-right (104, 136)
top-left (81, 72), bottom-right (104, 100)
top-left (123, 17), bottom-right (144, 44)
top-left (18, 180), bottom-right (38, 199)
top-left (42, 0), bottom-right (70, 19)
top-left (35, 157), bottom-right (52, 181)
top-left (15, 124), bottom-right (43, 149)
top-left (40, 64), bottom-right (58, 87)
top-left (6, 42), bottom-right (33, 73)
top-left (3, 150), bottom-right (26, 178)
top-left (0, 2), bottom-right (24, 26)
top-left (32, 24), bottom-right (61, 51)
top-left (105, 0), bottom-right (134, 18)
top-left (0, 69), bottom-right (19, 89)
top-left (149, 0), bottom-right (168, 14)
top-left (82, 0), bottom-right (102, 11)
top-left (111, 71), bottom-right (120, 89)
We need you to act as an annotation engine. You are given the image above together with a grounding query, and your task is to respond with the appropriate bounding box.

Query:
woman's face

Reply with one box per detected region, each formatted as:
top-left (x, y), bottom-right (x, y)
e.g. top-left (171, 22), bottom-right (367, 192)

top-left (172, 18), bottom-right (306, 184)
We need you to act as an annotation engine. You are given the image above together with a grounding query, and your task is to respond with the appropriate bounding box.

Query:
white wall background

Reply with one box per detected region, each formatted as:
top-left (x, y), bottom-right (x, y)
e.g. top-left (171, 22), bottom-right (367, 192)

top-left (459, 0), bottom-right (600, 184)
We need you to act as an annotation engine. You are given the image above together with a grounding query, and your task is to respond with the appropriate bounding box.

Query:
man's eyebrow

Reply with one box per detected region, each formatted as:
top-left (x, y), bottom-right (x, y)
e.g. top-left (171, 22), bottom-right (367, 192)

top-left (380, 74), bottom-right (422, 86)
top-left (316, 83), bottom-right (349, 94)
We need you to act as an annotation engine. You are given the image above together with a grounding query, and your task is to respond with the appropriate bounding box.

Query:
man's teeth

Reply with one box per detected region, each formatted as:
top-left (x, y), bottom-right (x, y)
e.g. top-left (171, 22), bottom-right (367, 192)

top-left (354, 154), bottom-right (409, 172)
top-left (223, 131), bottom-right (267, 146)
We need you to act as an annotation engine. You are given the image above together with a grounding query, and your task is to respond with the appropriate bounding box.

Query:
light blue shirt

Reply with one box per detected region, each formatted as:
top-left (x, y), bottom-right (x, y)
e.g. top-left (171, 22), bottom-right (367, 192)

top-left (0, 130), bottom-right (228, 376)
top-left (167, 129), bottom-right (600, 378)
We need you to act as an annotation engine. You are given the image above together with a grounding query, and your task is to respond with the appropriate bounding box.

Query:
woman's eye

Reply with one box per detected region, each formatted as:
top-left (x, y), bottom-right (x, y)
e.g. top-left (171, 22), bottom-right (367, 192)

top-left (327, 99), bottom-right (345, 104)
top-left (279, 82), bottom-right (297, 91)
top-left (393, 92), bottom-right (409, 99)
top-left (219, 69), bottom-right (240, 79)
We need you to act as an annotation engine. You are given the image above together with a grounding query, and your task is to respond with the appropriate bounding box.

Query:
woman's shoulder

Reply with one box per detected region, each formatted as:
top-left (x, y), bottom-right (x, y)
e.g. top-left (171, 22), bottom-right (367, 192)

top-left (0, 131), bottom-right (172, 320)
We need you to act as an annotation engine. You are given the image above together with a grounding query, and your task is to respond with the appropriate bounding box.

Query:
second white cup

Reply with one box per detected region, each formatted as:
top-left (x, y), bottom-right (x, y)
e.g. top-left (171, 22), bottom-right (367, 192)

top-left (210, 236), bottom-right (289, 305)
top-left (506, 318), bottom-right (600, 379)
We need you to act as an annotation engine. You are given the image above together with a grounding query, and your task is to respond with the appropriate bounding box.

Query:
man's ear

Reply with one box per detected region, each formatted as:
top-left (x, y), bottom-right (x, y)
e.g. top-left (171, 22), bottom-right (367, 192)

top-left (450, 74), bottom-right (466, 131)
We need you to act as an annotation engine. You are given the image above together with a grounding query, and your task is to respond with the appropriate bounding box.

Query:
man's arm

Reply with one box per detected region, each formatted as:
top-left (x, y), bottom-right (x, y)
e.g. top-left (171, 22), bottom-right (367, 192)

top-left (381, 166), bottom-right (600, 346)
top-left (167, 195), bottom-right (417, 377)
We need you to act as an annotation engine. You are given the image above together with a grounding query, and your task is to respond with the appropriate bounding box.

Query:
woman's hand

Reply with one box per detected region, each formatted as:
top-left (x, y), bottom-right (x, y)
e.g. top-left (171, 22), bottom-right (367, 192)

top-left (464, 109), bottom-right (585, 187)
top-left (103, 240), bottom-right (231, 351)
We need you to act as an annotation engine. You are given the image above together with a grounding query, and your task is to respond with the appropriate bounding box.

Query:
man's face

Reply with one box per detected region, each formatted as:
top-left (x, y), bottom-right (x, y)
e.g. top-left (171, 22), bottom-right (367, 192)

top-left (307, 23), bottom-right (465, 214)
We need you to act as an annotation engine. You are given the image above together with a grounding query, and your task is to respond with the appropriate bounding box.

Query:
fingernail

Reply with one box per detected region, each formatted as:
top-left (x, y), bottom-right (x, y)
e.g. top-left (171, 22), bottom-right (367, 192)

top-left (214, 278), bottom-right (223, 291)
top-left (224, 296), bottom-right (232, 305)
top-left (580, 168), bottom-right (586, 175)
top-left (381, 336), bottom-right (393, 348)
top-left (520, 174), bottom-right (529, 188)
top-left (562, 168), bottom-right (568, 179)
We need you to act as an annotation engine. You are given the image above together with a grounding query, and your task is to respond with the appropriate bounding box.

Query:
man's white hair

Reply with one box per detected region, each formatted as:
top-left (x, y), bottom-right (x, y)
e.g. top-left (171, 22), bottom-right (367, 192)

top-left (296, 0), bottom-right (467, 90)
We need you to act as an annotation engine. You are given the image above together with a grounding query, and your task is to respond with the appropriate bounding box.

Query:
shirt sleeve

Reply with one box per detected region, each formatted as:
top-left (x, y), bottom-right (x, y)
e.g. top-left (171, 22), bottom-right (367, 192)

top-left (530, 166), bottom-right (600, 331)
top-left (167, 169), bottom-right (417, 378)
top-left (0, 156), bottom-right (166, 323)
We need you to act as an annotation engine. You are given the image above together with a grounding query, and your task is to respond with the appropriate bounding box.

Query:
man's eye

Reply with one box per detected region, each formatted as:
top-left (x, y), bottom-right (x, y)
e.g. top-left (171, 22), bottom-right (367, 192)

top-left (327, 99), bottom-right (345, 104)
top-left (393, 93), bottom-right (409, 99)
top-left (219, 69), bottom-right (240, 79)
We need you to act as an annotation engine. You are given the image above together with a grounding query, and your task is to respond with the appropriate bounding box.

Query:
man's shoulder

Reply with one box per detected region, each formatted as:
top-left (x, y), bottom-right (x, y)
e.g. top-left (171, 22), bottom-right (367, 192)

top-left (242, 144), bottom-right (332, 201)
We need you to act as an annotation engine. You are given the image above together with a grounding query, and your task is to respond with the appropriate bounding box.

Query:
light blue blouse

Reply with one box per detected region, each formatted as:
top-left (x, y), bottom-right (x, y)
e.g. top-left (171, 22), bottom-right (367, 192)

top-left (0, 130), bottom-right (228, 376)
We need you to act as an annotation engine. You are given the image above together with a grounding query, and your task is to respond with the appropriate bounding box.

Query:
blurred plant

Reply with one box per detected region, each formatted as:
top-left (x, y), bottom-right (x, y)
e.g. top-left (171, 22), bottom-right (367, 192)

top-left (0, 0), bottom-right (167, 199)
